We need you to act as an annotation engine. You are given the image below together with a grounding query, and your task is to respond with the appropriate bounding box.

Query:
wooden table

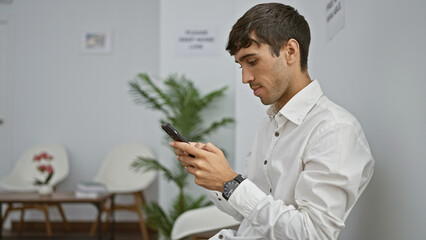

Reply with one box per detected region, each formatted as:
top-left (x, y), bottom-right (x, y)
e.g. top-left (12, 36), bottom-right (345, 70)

top-left (0, 192), bottom-right (114, 240)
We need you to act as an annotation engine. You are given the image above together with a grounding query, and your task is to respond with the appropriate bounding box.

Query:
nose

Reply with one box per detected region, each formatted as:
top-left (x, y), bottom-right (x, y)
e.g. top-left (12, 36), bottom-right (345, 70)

top-left (242, 67), bottom-right (254, 84)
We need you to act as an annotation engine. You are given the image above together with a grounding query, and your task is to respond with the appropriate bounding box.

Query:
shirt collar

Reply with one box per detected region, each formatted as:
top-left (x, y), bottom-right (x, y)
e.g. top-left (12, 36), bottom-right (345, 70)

top-left (266, 80), bottom-right (323, 125)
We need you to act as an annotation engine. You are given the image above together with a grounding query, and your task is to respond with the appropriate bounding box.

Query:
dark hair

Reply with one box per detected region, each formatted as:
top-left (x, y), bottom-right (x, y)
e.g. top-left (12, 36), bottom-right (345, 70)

top-left (226, 3), bottom-right (311, 71)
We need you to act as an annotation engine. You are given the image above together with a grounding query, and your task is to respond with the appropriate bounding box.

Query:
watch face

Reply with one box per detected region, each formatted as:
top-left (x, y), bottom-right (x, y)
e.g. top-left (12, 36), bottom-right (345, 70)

top-left (223, 180), bottom-right (239, 199)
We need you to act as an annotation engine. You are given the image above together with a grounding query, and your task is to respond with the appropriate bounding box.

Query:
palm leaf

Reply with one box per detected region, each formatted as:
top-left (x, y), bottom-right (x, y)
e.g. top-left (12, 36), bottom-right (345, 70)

top-left (139, 73), bottom-right (177, 116)
top-left (199, 86), bottom-right (228, 109)
top-left (131, 157), bottom-right (175, 182)
top-left (143, 201), bottom-right (173, 237)
top-left (129, 79), bottom-right (170, 118)
top-left (191, 118), bottom-right (235, 141)
top-left (169, 162), bottom-right (190, 190)
top-left (169, 192), bottom-right (212, 222)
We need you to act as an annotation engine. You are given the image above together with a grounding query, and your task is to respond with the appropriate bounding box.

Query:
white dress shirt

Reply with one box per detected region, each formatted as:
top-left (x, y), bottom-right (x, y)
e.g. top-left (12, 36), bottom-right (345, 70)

top-left (208, 80), bottom-right (374, 240)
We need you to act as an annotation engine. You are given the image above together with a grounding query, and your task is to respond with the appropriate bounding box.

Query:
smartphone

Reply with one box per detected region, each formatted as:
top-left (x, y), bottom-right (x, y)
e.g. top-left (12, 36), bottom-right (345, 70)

top-left (161, 123), bottom-right (189, 143)
top-left (161, 123), bottom-right (194, 158)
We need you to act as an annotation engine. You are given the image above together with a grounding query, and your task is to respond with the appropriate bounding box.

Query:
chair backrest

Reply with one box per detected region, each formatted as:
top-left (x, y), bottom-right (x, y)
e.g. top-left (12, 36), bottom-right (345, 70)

top-left (171, 205), bottom-right (240, 240)
top-left (94, 143), bottom-right (157, 193)
top-left (0, 144), bottom-right (69, 192)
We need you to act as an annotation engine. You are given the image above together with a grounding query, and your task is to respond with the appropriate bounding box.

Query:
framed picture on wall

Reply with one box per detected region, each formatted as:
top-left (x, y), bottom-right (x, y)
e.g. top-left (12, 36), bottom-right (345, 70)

top-left (81, 29), bottom-right (112, 54)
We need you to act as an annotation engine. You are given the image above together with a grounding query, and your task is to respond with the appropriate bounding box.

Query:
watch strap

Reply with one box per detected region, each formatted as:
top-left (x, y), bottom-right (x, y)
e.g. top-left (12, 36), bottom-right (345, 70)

top-left (234, 174), bottom-right (245, 184)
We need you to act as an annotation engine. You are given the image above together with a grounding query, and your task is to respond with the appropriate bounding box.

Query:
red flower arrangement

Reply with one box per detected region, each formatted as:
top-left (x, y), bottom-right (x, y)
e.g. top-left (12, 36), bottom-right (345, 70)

top-left (33, 152), bottom-right (54, 185)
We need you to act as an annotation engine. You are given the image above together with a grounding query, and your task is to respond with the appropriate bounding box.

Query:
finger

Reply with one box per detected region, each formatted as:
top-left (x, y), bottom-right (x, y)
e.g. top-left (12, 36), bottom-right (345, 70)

top-left (202, 142), bottom-right (222, 155)
top-left (179, 161), bottom-right (190, 168)
top-left (177, 156), bottom-right (193, 168)
top-left (194, 142), bottom-right (205, 149)
top-left (174, 148), bottom-right (188, 156)
top-left (178, 154), bottom-right (198, 167)
top-left (171, 141), bottom-right (206, 158)
top-left (171, 141), bottom-right (191, 157)
top-left (184, 165), bottom-right (197, 175)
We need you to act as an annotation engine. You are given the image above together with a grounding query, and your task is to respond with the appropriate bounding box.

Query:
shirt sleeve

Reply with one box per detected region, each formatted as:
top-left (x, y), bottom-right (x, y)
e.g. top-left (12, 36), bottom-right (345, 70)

top-left (207, 190), bottom-right (245, 222)
top-left (206, 150), bottom-right (253, 223)
top-left (227, 123), bottom-right (374, 239)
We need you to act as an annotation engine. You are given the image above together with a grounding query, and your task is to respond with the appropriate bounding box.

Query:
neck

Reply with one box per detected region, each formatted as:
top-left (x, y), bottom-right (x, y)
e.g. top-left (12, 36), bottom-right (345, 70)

top-left (275, 70), bottom-right (311, 110)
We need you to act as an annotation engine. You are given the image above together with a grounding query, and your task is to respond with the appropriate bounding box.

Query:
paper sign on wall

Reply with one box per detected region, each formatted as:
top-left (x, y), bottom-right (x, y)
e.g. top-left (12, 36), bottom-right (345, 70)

top-left (326, 0), bottom-right (345, 41)
top-left (175, 26), bottom-right (220, 57)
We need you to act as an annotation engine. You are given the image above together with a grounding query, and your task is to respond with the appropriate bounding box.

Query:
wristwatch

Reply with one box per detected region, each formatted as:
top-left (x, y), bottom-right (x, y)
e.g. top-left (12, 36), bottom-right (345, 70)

top-left (222, 174), bottom-right (245, 200)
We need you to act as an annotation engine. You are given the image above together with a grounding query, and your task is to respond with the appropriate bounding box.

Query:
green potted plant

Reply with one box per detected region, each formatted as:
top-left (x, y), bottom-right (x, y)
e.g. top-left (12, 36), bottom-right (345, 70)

top-left (129, 73), bottom-right (234, 239)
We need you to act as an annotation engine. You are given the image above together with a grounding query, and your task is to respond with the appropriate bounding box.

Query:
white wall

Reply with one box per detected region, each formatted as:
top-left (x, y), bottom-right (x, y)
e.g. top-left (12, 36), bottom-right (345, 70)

top-left (0, 8), bottom-right (14, 181)
top-left (235, 0), bottom-right (426, 239)
top-left (1, 0), bottom-right (426, 239)
top-left (320, 1), bottom-right (426, 239)
top-left (0, 0), bottom-right (161, 224)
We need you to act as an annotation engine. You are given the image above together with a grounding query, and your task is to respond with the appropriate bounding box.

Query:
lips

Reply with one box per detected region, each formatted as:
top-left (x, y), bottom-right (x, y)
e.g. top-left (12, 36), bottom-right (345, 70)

top-left (252, 86), bottom-right (262, 96)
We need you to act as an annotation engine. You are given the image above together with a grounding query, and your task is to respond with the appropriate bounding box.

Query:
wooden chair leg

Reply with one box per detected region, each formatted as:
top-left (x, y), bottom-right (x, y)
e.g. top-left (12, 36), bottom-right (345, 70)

top-left (88, 192), bottom-right (149, 239)
top-left (2, 203), bottom-right (63, 236)
top-left (134, 192), bottom-right (149, 240)
top-left (89, 213), bottom-right (100, 236)
top-left (18, 207), bottom-right (25, 234)
top-left (105, 206), bottom-right (111, 233)
top-left (1, 204), bottom-right (12, 224)
top-left (56, 204), bottom-right (71, 232)
top-left (90, 201), bottom-right (106, 236)
top-left (41, 204), bottom-right (52, 237)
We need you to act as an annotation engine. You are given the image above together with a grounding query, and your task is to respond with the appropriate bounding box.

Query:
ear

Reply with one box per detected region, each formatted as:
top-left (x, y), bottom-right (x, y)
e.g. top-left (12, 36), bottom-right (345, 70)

top-left (283, 39), bottom-right (300, 66)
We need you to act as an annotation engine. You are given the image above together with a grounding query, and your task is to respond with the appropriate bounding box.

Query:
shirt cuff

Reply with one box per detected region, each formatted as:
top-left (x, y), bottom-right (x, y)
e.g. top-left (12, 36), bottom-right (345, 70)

top-left (207, 190), bottom-right (244, 221)
top-left (228, 179), bottom-right (267, 219)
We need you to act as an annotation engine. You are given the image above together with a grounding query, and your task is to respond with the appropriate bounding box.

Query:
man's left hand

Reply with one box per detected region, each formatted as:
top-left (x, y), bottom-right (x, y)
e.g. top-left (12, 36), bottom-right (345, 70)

top-left (170, 141), bottom-right (237, 192)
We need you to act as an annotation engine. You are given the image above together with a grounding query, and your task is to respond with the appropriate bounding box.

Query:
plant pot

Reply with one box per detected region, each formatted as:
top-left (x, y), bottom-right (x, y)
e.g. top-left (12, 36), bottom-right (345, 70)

top-left (38, 185), bottom-right (53, 195)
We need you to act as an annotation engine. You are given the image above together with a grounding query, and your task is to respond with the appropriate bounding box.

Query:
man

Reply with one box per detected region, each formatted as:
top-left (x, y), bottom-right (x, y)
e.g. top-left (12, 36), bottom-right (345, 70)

top-left (171, 2), bottom-right (374, 239)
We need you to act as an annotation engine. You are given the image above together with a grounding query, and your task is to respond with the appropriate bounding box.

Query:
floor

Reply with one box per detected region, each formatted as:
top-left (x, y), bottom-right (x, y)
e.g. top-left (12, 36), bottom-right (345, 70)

top-left (1, 221), bottom-right (158, 240)
top-left (1, 229), bottom-right (157, 240)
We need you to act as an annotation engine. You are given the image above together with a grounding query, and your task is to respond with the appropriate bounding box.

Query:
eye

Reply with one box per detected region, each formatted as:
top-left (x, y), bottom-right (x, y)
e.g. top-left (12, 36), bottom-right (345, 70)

top-left (248, 59), bottom-right (258, 66)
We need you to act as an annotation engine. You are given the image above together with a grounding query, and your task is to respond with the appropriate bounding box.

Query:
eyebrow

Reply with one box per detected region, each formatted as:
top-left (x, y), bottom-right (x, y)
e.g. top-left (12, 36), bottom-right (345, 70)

top-left (236, 53), bottom-right (257, 63)
top-left (235, 39), bottom-right (261, 63)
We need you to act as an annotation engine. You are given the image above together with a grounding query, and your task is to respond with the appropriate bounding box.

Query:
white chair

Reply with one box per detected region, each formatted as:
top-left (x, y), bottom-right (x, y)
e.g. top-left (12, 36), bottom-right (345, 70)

top-left (89, 143), bottom-right (157, 240)
top-left (0, 143), bottom-right (70, 236)
top-left (171, 205), bottom-right (240, 240)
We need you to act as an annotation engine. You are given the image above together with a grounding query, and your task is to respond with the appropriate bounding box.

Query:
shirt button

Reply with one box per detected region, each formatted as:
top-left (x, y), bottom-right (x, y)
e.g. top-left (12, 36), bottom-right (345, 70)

top-left (275, 132), bottom-right (279, 137)
top-left (270, 188), bottom-right (272, 193)
top-left (219, 234), bottom-right (224, 239)
top-left (264, 160), bottom-right (267, 165)
top-left (218, 198), bottom-right (222, 201)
